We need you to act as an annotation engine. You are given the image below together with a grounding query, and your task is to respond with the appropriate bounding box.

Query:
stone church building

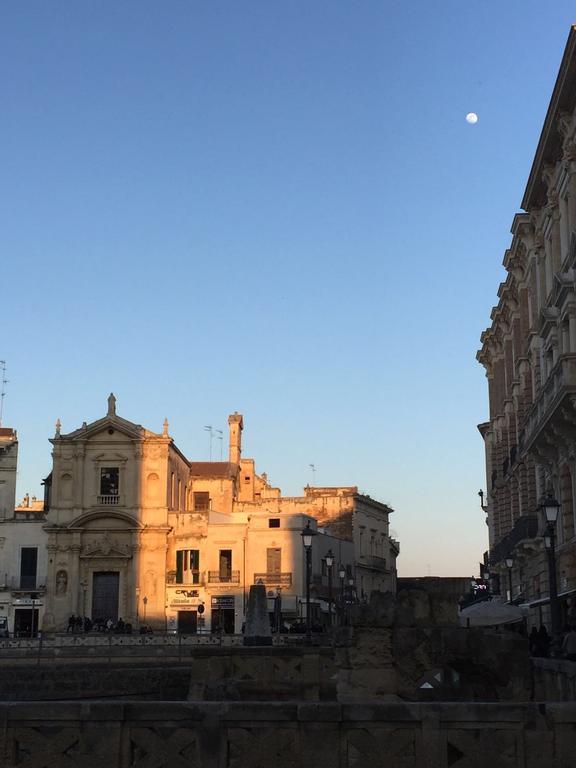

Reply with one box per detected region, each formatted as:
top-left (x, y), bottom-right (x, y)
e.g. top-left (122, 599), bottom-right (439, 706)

top-left (40, 395), bottom-right (398, 633)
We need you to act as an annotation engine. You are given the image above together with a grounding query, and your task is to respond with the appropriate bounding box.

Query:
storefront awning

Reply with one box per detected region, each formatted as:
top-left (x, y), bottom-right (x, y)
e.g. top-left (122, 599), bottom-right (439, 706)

top-left (459, 599), bottom-right (525, 627)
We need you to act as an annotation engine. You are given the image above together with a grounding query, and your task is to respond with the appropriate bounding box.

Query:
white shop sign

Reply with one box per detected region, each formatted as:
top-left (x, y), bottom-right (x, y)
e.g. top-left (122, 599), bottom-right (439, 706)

top-left (12, 599), bottom-right (43, 606)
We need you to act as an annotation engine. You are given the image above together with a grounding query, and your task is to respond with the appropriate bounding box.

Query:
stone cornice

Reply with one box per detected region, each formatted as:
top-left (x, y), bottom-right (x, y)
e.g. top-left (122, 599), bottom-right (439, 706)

top-left (523, 26), bottom-right (576, 211)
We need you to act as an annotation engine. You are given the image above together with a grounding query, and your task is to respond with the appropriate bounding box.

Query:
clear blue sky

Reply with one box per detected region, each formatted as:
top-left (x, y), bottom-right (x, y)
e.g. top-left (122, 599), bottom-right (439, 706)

top-left (2, 2), bottom-right (575, 576)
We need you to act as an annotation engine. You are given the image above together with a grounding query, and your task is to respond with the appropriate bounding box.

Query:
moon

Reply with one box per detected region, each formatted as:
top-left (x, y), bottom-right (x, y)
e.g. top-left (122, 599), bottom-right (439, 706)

top-left (466, 112), bottom-right (479, 124)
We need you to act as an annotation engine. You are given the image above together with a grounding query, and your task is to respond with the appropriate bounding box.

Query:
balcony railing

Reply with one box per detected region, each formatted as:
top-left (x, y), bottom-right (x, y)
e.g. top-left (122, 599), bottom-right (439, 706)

top-left (363, 555), bottom-right (388, 571)
top-left (207, 570), bottom-right (240, 584)
top-left (489, 515), bottom-right (539, 566)
top-left (520, 354), bottom-right (576, 452)
top-left (98, 495), bottom-right (119, 505)
top-left (167, 571), bottom-right (203, 586)
top-left (253, 572), bottom-right (293, 586)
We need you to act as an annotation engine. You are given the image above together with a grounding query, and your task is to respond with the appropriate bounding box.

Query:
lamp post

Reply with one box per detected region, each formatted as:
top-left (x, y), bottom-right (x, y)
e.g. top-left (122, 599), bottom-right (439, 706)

top-left (348, 576), bottom-right (355, 626)
top-left (301, 520), bottom-right (317, 641)
top-left (30, 593), bottom-right (38, 639)
top-left (541, 493), bottom-right (561, 652)
top-left (504, 556), bottom-right (514, 602)
top-left (325, 549), bottom-right (334, 629)
top-left (143, 595), bottom-right (148, 624)
top-left (338, 565), bottom-right (346, 625)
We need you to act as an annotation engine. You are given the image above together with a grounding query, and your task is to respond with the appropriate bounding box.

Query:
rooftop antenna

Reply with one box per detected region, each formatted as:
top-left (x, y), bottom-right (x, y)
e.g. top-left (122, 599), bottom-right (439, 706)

top-left (309, 463), bottom-right (316, 485)
top-left (0, 361), bottom-right (7, 427)
top-left (215, 429), bottom-right (223, 461)
top-left (204, 426), bottom-right (214, 461)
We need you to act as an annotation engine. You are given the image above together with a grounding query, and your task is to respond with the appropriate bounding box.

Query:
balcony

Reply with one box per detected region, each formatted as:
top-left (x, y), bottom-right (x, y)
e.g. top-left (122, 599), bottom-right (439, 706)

top-left (98, 495), bottom-right (120, 506)
top-left (490, 515), bottom-right (539, 566)
top-left (253, 572), bottom-right (293, 587)
top-left (520, 354), bottom-right (576, 456)
top-left (167, 570), bottom-right (203, 586)
top-left (207, 570), bottom-right (240, 584)
top-left (361, 555), bottom-right (388, 571)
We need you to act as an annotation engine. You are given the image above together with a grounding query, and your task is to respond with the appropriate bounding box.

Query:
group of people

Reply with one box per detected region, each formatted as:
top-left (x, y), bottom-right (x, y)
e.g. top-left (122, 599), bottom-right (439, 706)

top-left (528, 624), bottom-right (576, 660)
top-left (66, 615), bottom-right (134, 634)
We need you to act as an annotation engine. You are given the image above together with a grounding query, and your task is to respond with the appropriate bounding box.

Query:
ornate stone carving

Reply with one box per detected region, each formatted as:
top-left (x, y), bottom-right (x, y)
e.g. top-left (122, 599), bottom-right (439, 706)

top-left (82, 533), bottom-right (131, 559)
top-left (55, 570), bottom-right (68, 596)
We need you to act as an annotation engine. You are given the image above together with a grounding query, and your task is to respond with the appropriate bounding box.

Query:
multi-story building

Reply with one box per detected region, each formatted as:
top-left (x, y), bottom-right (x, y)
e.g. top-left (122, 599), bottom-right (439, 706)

top-left (41, 395), bottom-right (398, 633)
top-left (477, 27), bottom-right (576, 628)
top-left (0, 427), bottom-right (48, 635)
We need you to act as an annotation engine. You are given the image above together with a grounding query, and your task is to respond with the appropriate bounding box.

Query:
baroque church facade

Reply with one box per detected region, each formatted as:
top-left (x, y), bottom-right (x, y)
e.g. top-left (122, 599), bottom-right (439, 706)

top-left (40, 395), bottom-right (398, 634)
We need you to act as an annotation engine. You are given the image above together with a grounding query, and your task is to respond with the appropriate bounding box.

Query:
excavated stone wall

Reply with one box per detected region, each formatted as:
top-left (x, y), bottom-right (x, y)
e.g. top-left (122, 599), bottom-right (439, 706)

top-left (1, 701), bottom-right (575, 767)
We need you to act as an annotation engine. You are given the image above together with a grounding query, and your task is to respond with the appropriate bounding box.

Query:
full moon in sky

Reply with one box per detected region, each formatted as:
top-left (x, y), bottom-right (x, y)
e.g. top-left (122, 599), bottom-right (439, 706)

top-left (466, 112), bottom-right (479, 124)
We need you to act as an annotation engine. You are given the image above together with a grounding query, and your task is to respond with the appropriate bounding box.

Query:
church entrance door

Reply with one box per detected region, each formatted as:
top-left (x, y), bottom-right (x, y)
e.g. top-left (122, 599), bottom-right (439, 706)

top-left (92, 572), bottom-right (119, 623)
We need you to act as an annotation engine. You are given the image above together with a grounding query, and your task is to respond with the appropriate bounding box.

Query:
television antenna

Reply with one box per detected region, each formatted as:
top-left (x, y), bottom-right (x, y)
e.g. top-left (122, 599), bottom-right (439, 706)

top-left (0, 361), bottom-right (7, 427)
top-left (309, 463), bottom-right (316, 485)
top-left (204, 426), bottom-right (214, 461)
top-left (215, 429), bottom-right (223, 460)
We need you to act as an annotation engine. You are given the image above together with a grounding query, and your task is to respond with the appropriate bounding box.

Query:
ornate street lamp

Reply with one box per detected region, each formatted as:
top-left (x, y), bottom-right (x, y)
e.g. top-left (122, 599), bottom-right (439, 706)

top-left (504, 556), bottom-right (514, 603)
top-left (325, 550), bottom-right (334, 629)
top-left (301, 521), bottom-right (317, 641)
top-left (541, 493), bottom-right (561, 652)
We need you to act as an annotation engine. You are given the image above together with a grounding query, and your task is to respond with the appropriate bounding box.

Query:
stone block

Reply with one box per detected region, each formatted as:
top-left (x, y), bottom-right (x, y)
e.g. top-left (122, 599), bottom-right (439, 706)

top-left (352, 591), bottom-right (396, 628)
top-left (395, 590), bottom-right (432, 627)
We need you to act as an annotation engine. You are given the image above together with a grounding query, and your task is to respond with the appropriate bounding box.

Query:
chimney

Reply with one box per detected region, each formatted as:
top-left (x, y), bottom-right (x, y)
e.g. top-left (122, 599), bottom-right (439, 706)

top-left (228, 413), bottom-right (243, 464)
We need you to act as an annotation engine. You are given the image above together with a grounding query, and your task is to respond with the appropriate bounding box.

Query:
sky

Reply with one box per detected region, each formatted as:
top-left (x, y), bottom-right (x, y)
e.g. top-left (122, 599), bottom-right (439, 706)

top-left (2, 2), bottom-right (575, 577)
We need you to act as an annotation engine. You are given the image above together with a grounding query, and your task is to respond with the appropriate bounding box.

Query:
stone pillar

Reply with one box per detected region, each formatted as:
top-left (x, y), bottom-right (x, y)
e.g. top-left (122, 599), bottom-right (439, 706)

top-left (70, 542), bottom-right (81, 615)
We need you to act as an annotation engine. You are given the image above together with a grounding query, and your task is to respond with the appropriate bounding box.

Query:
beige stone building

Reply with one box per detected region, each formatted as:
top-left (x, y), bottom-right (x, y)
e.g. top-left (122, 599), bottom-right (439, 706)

top-left (40, 396), bottom-right (398, 633)
top-left (477, 27), bottom-right (576, 628)
top-left (0, 426), bottom-right (48, 635)
top-left (0, 428), bottom-right (18, 521)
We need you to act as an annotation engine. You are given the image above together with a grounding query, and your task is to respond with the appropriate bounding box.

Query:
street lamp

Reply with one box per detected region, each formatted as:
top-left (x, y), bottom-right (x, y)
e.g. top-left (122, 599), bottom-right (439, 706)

top-left (325, 549), bottom-right (334, 629)
top-left (30, 592), bottom-right (38, 639)
top-left (338, 565), bottom-right (346, 626)
top-left (504, 556), bottom-right (514, 602)
top-left (143, 595), bottom-right (148, 624)
top-left (348, 576), bottom-right (355, 625)
top-left (541, 493), bottom-right (561, 652)
top-left (301, 520), bottom-right (317, 641)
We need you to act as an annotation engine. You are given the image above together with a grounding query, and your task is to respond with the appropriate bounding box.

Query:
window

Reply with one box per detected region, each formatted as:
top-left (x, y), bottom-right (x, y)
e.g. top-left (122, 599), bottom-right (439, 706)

top-left (194, 492), bottom-right (210, 511)
top-left (268, 518), bottom-right (280, 528)
top-left (267, 548), bottom-right (281, 574)
top-left (219, 550), bottom-right (232, 580)
top-left (20, 547), bottom-right (38, 590)
top-left (100, 468), bottom-right (119, 496)
top-left (244, 476), bottom-right (251, 483)
top-left (176, 550), bottom-right (200, 584)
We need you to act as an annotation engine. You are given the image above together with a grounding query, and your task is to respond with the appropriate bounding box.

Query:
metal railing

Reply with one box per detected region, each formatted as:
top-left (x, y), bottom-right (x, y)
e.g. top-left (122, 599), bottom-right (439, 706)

top-left (520, 354), bottom-right (576, 451)
top-left (490, 515), bottom-right (539, 566)
top-left (167, 571), bottom-right (203, 586)
top-left (364, 556), bottom-right (388, 571)
top-left (253, 572), bottom-right (293, 586)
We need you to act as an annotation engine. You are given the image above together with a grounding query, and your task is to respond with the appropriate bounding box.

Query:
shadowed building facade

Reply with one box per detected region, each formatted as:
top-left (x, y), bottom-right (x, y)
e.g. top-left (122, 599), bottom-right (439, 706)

top-left (478, 27), bottom-right (576, 627)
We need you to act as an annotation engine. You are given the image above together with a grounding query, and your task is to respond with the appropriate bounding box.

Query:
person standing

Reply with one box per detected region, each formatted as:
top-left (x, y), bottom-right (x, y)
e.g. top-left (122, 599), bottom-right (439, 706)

top-left (562, 626), bottom-right (576, 661)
